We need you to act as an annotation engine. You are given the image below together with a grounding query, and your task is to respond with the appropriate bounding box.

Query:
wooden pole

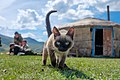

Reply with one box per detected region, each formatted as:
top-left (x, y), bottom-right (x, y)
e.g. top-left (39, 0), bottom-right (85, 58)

top-left (107, 5), bottom-right (110, 21)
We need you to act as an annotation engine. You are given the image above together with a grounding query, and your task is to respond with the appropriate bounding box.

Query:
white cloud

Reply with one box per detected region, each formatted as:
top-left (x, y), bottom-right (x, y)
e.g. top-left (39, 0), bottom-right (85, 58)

top-left (0, 9), bottom-right (46, 41)
top-left (22, 32), bottom-right (44, 42)
top-left (12, 9), bottom-right (44, 30)
top-left (0, 16), bottom-right (6, 21)
top-left (0, 27), bottom-right (15, 38)
top-left (93, 0), bottom-right (120, 12)
top-left (0, 16), bottom-right (12, 30)
top-left (22, 32), bottom-right (36, 38)
top-left (43, 31), bottom-right (47, 35)
top-left (58, 9), bottom-right (77, 20)
top-left (43, 0), bottom-right (69, 15)
top-left (106, 1), bottom-right (120, 11)
top-left (43, 0), bottom-right (95, 21)
top-left (0, 16), bottom-right (7, 27)
top-left (69, 0), bottom-right (97, 6)
top-left (53, 1), bottom-right (69, 13)
top-left (0, 0), bottom-right (15, 10)
top-left (37, 38), bottom-right (44, 42)
top-left (44, 0), bottom-right (120, 21)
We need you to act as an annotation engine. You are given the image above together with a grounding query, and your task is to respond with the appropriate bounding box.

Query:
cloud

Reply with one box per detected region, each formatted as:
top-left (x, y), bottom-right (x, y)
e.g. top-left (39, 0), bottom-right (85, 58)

top-left (0, 16), bottom-right (7, 26)
top-left (0, 27), bottom-right (15, 37)
top-left (43, 0), bottom-right (120, 21)
top-left (22, 32), bottom-right (44, 42)
top-left (12, 9), bottom-right (44, 30)
top-left (0, 9), bottom-right (47, 42)
top-left (43, 0), bottom-right (95, 21)
top-left (0, 16), bottom-right (6, 21)
top-left (0, 17), bottom-right (17, 37)
top-left (58, 9), bottom-right (94, 21)
top-left (0, 0), bottom-right (15, 10)
top-left (0, 16), bottom-right (12, 30)
top-left (43, 31), bottom-right (47, 35)
top-left (0, 16), bottom-right (15, 37)
top-left (53, 1), bottom-right (69, 13)
top-left (43, 0), bottom-right (68, 15)
top-left (89, 0), bottom-right (120, 12)
top-left (22, 32), bottom-right (36, 38)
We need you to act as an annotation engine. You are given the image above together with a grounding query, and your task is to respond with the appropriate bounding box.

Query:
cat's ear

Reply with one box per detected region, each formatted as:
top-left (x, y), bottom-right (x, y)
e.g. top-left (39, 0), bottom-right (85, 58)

top-left (53, 26), bottom-right (60, 38)
top-left (66, 27), bottom-right (74, 40)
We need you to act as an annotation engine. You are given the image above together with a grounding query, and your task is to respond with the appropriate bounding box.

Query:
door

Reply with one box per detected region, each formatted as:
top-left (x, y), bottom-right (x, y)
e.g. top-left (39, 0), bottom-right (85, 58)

top-left (95, 29), bottom-right (103, 55)
top-left (103, 28), bottom-right (112, 56)
top-left (92, 28), bottom-right (103, 56)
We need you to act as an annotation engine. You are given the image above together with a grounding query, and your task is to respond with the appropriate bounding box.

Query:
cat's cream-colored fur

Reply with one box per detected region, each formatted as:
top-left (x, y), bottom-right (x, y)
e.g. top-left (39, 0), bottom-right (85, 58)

top-left (42, 27), bottom-right (74, 68)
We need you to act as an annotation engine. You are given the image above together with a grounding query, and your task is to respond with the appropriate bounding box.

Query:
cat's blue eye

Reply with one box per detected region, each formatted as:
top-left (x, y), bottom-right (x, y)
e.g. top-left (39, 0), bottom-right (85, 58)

top-left (65, 42), bottom-right (69, 45)
top-left (56, 42), bottom-right (60, 45)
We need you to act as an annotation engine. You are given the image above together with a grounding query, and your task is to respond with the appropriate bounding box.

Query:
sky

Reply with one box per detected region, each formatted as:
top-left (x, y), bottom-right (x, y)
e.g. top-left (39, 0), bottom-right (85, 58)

top-left (0, 0), bottom-right (120, 42)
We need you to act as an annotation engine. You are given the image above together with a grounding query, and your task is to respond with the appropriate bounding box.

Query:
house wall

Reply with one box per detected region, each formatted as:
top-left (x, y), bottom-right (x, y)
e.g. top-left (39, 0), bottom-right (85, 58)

top-left (61, 26), bottom-right (120, 57)
top-left (71, 27), bottom-right (92, 57)
top-left (103, 28), bottom-right (112, 57)
top-left (114, 27), bottom-right (120, 57)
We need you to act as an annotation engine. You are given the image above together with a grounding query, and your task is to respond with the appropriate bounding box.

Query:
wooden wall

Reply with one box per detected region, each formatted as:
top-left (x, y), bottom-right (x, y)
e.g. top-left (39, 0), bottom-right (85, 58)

top-left (103, 29), bottom-right (112, 56)
top-left (72, 27), bottom-right (92, 57)
top-left (114, 27), bottom-right (120, 57)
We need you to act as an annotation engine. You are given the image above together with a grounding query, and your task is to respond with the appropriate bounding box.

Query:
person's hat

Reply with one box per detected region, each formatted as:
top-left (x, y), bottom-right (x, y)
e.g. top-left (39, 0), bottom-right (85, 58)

top-left (15, 32), bottom-right (19, 35)
top-left (9, 43), bottom-right (14, 47)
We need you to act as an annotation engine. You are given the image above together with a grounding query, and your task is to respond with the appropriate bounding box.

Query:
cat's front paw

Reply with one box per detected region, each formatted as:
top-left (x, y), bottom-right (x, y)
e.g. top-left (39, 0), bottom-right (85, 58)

top-left (58, 64), bottom-right (70, 69)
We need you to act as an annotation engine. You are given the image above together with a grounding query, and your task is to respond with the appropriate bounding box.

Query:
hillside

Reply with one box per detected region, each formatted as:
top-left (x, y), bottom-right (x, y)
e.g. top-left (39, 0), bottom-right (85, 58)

top-left (0, 34), bottom-right (44, 53)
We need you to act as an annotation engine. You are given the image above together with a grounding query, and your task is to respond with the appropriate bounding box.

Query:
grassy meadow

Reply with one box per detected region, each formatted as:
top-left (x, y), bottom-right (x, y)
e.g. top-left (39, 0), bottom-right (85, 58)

top-left (0, 54), bottom-right (120, 80)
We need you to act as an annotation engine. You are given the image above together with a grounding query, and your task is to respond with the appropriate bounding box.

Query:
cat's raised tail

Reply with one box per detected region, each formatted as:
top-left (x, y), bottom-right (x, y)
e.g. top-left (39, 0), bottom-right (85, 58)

top-left (45, 10), bottom-right (57, 37)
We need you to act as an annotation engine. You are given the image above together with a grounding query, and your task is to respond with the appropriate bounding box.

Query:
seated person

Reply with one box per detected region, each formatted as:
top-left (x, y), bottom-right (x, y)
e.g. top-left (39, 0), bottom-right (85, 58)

top-left (21, 40), bottom-right (34, 55)
top-left (9, 43), bottom-right (15, 55)
top-left (9, 39), bottom-right (35, 55)
top-left (12, 32), bottom-right (24, 55)
top-left (14, 44), bottom-right (25, 55)
top-left (14, 32), bottom-right (23, 45)
top-left (21, 40), bottom-right (31, 51)
top-left (9, 43), bottom-right (24, 55)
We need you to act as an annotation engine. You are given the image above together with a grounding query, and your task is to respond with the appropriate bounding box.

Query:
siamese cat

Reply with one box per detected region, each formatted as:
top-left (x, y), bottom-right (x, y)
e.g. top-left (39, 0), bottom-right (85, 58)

top-left (42, 26), bottom-right (74, 68)
top-left (42, 10), bottom-right (74, 68)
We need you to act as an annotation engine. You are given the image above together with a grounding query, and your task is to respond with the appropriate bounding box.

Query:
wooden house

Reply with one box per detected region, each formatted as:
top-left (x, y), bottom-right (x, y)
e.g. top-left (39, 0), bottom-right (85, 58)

top-left (59, 18), bottom-right (120, 57)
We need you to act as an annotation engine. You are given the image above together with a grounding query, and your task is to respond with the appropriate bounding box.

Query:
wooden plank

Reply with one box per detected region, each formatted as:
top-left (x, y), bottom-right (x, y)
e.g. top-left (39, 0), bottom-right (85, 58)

top-left (103, 29), bottom-right (112, 56)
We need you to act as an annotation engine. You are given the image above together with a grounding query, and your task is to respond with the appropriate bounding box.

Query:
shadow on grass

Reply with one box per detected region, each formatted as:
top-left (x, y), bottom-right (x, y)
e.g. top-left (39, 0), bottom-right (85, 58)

top-left (47, 65), bottom-right (93, 79)
top-left (59, 68), bottom-right (93, 80)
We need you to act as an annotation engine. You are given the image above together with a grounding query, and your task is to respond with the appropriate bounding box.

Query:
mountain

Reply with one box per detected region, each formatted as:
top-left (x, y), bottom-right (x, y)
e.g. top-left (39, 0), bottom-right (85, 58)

top-left (0, 34), bottom-right (44, 53)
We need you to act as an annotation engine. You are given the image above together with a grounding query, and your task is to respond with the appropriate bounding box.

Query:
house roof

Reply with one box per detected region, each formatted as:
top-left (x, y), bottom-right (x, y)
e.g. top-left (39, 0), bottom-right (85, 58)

top-left (59, 18), bottom-right (120, 28)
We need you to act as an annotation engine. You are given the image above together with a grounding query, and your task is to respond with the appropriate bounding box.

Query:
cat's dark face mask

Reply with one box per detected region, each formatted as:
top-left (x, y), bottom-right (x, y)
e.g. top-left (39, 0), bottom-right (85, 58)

top-left (54, 38), bottom-right (72, 52)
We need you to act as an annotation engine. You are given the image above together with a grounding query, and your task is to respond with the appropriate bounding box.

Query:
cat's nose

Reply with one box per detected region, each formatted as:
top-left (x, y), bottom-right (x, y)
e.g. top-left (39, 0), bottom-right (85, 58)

top-left (59, 47), bottom-right (67, 52)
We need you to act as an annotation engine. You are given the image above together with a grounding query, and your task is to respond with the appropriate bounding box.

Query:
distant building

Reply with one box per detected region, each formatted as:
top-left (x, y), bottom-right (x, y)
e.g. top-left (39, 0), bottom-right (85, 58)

top-left (59, 18), bottom-right (120, 57)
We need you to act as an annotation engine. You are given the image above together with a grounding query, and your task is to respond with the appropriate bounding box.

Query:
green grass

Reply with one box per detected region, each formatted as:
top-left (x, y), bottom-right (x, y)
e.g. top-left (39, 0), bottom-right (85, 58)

top-left (0, 54), bottom-right (120, 80)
